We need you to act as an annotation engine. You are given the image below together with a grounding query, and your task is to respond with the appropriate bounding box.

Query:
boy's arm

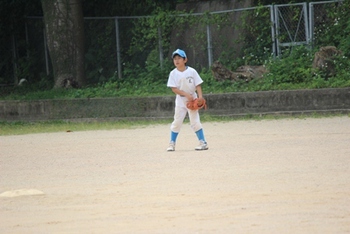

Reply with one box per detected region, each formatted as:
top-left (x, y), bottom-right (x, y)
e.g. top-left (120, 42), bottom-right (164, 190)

top-left (171, 87), bottom-right (193, 101)
top-left (196, 85), bottom-right (203, 99)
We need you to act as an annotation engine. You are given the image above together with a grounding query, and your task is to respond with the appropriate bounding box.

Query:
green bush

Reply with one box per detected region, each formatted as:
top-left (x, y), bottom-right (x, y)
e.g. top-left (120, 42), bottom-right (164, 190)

top-left (265, 46), bottom-right (314, 84)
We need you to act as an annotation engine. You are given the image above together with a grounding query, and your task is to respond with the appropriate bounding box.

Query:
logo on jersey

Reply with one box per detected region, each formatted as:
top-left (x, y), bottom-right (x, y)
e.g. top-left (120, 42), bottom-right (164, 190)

top-left (186, 76), bottom-right (193, 83)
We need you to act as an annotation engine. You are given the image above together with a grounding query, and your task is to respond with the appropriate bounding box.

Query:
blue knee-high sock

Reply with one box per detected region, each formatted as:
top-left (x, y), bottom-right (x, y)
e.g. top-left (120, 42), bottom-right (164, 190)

top-left (170, 131), bottom-right (179, 143)
top-left (195, 129), bottom-right (206, 142)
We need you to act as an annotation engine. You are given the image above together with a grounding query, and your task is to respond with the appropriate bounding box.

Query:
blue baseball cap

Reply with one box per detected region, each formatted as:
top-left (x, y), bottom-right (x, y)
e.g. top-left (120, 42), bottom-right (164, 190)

top-left (172, 49), bottom-right (187, 58)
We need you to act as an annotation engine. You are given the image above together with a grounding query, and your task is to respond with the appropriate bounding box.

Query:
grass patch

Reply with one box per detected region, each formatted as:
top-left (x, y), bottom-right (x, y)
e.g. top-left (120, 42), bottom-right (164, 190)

top-left (201, 112), bottom-right (349, 122)
top-left (0, 119), bottom-right (172, 136)
top-left (1, 113), bottom-right (348, 136)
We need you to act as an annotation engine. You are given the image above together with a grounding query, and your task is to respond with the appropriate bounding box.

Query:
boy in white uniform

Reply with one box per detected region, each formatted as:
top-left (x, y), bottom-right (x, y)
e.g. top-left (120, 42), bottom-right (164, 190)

top-left (166, 49), bottom-right (208, 151)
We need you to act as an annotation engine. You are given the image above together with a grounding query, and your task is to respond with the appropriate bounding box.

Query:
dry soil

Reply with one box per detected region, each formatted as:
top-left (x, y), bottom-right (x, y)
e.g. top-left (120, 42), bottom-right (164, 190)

top-left (1, 117), bottom-right (350, 233)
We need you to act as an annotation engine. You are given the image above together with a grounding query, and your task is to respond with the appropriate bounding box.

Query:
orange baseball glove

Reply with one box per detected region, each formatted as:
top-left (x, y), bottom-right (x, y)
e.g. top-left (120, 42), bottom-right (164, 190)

top-left (186, 97), bottom-right (207, 110)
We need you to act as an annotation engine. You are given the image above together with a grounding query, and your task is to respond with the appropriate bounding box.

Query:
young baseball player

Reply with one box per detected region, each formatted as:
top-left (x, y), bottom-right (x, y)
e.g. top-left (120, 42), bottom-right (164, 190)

top-left (166, 49), bottom-right (208, 151)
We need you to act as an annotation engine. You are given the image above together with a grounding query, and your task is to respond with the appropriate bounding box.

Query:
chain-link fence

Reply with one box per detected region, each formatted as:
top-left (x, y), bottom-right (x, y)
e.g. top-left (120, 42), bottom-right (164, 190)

top-left (273, 3), bottom-right (310, 56)
top-left (309, 0), bottom-right (345, 48)
top-left (1, 0), bottom-right (344, 86)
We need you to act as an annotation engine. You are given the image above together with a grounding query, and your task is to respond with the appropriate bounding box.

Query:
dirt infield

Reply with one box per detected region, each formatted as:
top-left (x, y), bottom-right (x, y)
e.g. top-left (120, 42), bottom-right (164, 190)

top-left (1, 117), bottom-right (350, 233)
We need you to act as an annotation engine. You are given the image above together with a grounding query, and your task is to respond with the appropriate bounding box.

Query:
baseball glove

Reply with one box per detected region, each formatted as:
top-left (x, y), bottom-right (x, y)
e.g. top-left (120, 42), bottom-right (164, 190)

top-left (186, 97), bottom-right (207, 110)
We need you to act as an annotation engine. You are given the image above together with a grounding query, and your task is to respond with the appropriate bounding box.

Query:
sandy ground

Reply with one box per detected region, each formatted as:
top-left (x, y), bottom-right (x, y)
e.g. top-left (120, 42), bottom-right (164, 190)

top-left (1, 116), bottom-right (350, 234)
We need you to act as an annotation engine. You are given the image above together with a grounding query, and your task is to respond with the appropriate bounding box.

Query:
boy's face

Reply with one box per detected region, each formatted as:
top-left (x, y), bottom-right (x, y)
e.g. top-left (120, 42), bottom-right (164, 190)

top-left (173, 55), bottom-right (187, 69)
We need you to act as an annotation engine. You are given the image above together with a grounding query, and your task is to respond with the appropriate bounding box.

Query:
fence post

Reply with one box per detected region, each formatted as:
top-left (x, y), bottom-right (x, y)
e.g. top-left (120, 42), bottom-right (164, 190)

top-left (273, 5), bottom-right (281, 57)
top-left (206, 24), bottom-right (213, 67)
top-left (308, 3), bottom-right (314, 49)
top-left (269, 5), bottom-right (277, 58)
top-left (11, 33), bottom-right (18, 85)
top-left (115, 17), bottom-right (122, 79)
top-left (25, 22), bottom-right (29, 58)
top-left (43, 27), bottom-right (50, 76)
top-left (302, 3), bottom-right (310, 50)
top-left (158, 27), bottom-right (164, 70)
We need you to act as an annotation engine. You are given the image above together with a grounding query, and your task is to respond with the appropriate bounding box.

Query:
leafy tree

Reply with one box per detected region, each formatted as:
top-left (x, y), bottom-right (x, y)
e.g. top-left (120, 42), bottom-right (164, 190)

top-left (315, 0), bottom-right (350, 56)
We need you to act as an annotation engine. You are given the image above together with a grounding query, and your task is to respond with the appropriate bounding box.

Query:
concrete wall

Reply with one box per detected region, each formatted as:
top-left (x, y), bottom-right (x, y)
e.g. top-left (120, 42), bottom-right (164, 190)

top-left (0, 88), bottom-right (349, 122)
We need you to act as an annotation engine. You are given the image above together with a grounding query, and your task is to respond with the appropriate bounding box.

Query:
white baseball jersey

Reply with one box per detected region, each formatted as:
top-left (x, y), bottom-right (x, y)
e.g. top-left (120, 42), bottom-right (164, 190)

top-left (167, 66), bottom-right (203, 107)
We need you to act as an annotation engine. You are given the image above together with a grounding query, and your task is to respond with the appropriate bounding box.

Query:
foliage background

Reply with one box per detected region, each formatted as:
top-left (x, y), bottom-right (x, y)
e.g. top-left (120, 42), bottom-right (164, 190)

top-left (0, 0), bottom-right (349, 100)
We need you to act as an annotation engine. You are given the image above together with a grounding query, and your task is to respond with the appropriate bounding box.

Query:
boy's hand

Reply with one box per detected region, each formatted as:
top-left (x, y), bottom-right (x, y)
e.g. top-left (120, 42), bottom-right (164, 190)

top-left (185, 93), bottom-right (193, 102)
top-left (186, 97), bottom-right (207, 110)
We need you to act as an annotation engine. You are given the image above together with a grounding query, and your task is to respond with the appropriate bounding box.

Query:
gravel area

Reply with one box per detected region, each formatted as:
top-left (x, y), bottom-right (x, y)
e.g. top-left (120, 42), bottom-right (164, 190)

top-left (1, 117), bottom-right (350, 233)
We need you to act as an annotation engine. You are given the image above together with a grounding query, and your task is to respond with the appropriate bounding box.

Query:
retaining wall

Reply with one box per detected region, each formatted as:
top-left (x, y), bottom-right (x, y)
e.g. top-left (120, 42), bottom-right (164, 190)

top-left (1, 88), bottom-right (349, 122)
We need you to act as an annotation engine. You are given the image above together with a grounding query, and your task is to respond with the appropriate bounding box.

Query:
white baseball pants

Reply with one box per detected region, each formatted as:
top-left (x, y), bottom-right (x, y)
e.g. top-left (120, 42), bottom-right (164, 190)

top-left (170, 106), bottom-right (203, 133)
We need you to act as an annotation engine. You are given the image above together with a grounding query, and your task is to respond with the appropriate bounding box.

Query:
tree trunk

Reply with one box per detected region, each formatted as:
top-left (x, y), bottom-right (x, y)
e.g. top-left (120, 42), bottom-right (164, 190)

top-left (41, 0), bottom-right (85, 88)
